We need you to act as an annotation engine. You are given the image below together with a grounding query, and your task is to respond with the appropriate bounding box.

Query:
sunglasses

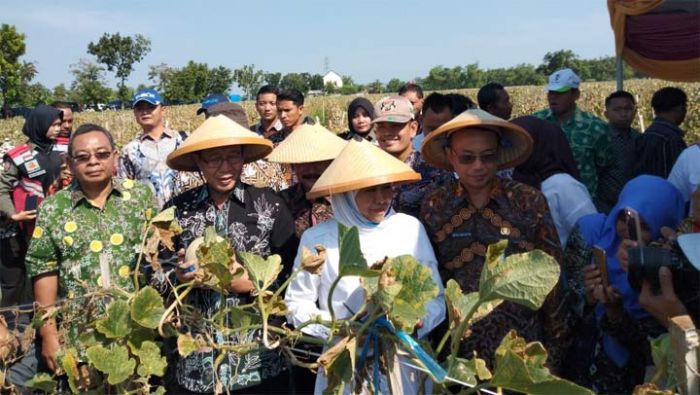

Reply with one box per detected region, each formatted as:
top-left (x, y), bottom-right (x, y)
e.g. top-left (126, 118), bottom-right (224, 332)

top-left (450, 148), bottom-right (499, 165)
top-left (71, 151), bottom-right (113, 164)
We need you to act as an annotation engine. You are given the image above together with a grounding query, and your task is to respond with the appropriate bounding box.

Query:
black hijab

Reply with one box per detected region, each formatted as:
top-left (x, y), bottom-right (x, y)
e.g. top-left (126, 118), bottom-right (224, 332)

top-left (347, 97), bottom-right (375, 134)
top-left (20, 105), bottom-right (63, 192)
top-left (511, 116), bottom-right (581, 189)
top-left (22, 105), bottom-right (62, 153)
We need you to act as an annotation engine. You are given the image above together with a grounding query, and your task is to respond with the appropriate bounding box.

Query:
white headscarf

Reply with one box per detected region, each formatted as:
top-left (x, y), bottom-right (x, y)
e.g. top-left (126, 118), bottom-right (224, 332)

top-left (330, 190), bottom-right (395, 233)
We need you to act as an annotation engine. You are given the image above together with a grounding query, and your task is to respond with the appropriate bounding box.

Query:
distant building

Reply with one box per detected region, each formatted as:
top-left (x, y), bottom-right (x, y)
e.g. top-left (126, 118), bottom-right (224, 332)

top-left (323, 71), bottom-right (343, 88)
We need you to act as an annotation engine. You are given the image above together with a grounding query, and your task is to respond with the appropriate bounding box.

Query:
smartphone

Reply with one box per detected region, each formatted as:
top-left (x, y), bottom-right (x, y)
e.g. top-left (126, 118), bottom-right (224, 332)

top-left (624, 207), bottom-right (644, 247)
top-left (592, 246), bottom-right (608, 287)
top-left (25, 195), bottom-right (38, 211)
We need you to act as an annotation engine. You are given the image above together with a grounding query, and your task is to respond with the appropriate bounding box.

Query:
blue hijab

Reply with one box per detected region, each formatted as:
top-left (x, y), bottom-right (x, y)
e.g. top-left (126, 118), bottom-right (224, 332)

top-left (591, 175), bottom-right (685, 366)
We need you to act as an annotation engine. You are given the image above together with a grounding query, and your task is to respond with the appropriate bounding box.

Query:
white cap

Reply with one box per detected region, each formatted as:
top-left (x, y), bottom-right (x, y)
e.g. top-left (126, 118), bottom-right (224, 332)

top-left (677, 233), bottom-right (700, 270)
top-left (547, 68), bottom-right (581, 92)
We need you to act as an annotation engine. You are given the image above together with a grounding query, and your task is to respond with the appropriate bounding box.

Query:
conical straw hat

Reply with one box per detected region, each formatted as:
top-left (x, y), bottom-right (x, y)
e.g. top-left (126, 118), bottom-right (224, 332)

top-left (421, 109), bottom-right (533, 171)
top-left (267, 123), bottom-right (347, 164)
top-left (307, 138), bottom-right (421, 199)
top-left (167, 115), bottom-right (273, 171)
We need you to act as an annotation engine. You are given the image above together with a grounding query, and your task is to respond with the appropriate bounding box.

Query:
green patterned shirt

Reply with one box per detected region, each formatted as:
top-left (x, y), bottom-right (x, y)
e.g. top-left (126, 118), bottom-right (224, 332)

top-left (26, 178), bottom-right (157, 298)
top-left (533, 106), bottom-right (612, 200)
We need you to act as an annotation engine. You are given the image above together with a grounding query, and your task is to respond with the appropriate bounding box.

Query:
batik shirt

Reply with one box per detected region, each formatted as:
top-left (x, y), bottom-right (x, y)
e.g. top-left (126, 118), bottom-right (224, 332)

top-left (394, 150), bottom-right (455, 218)
top-left (533, 107), bottom-right (612, 200)
top-left (279, 183), bottom-right (333, 238)
top-left (241, 123), bottom-right (296, 192)
top-left (119, 128), bottom-right (203, 208)
top-left (25, 178), bottom-right (156, 297)
top-left (597, 126), bottom-right (640, 213)
top-left (420, 177), bottom-right (570, 370)
top-left (161, 183), bottom-right (298, 392)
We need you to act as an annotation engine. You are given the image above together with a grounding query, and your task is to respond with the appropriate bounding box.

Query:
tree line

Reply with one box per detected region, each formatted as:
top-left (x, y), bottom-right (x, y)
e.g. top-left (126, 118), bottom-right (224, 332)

top-left (1, 24), bottom-right (646, 116)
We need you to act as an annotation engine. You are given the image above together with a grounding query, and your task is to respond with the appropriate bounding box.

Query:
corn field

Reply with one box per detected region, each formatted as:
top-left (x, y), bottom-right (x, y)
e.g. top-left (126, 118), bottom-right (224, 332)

top-left (0, 79), bottom-right (698, 148)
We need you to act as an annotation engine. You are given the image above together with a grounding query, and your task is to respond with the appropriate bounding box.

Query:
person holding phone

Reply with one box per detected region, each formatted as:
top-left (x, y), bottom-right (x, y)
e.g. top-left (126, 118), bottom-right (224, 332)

top-left (0, 105), bottom-right (64, 337)
top-left (561, 175), bottom-right (685, 393)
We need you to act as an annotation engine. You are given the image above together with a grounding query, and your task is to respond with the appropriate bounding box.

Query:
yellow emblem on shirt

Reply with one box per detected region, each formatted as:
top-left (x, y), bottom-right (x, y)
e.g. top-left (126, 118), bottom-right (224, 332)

top-left (64, 221), bottom-right (77, 233)
top-left (32, 226), bottom-right (43, 238)
top-left (110, 233), bottom-right (124, 246)
top-left (89, 240), bottom-right (103, 253)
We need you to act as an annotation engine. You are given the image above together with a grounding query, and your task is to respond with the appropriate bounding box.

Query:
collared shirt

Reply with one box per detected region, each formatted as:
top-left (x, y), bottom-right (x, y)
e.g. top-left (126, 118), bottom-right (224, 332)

top-left (119, 128), bottom-right (203, 208)
top-left (420, 177), bottom-right (570, 369)
top-left (161, 183), bottom-right (298, 392)
top-left (394, 150), bottom-right (455, 218)
top-left (597, 126), bottom-right (640, 213)
top-left (279, 183), bottom-right (333, 238)
top-left (533, 106), bottom-right (612, 200)
top-left (634, 117), bottom-right (687, 178)
top-left (241, 121), bottom-right (297, 192)
top-left (25, 178), bottom-right (156, 297)
top-left (251, 118), bottom-right (284, 138)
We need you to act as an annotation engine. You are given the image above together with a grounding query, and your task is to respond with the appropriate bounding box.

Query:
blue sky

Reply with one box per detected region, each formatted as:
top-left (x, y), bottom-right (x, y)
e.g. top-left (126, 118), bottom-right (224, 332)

top-left (4, 1), bottom-right (615, 92)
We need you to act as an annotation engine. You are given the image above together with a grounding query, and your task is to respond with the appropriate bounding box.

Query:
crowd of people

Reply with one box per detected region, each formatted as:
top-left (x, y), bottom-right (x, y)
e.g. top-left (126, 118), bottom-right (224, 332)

top-left (0, 67), bottom-right (698, 394)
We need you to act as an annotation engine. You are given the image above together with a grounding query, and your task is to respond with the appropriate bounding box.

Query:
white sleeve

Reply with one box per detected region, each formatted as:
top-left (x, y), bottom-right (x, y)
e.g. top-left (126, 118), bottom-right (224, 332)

top-left (413, 223), bottom-right (446, 339)
top-left (668, 149), bottom-right (692, 202)
top-left (284, 232), bottom-right (332, 339)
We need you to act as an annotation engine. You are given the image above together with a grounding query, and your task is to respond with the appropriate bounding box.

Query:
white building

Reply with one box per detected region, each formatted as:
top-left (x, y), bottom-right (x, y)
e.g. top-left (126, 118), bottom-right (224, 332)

top-left (322, 71), bottom-right (343, 88)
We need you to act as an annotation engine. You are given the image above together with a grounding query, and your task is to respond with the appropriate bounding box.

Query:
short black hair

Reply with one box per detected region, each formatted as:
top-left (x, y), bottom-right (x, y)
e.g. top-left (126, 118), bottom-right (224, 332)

top-left (651, 87), bottom-right (687, 113)
top-left (398, 83), bottom-right (424, 99)
top-left (277, 89), bottom-right (304, 106)
top-left (423, 93), bottom-right (474, 117)
top-left (605, 90), bottom-right (636, 107)
top-left (68, 123), bottom-right (115, 156)
top-left (256, 85), bottom-right (279, 100)
top-left (51, 101), bottom-right (72, 110)
top-left (477, 82), bottom-right (506, 110)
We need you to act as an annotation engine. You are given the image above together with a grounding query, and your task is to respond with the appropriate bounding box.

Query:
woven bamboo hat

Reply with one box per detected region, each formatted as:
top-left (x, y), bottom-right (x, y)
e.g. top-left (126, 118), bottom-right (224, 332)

top-left (421, 109), bottom-right (533, 170)
top-left (167, 115), bottom-right (273, 171)
top-left (307, 138), bottom-right (421, 199)
top-left (267, 123), bottom-right (347, 164)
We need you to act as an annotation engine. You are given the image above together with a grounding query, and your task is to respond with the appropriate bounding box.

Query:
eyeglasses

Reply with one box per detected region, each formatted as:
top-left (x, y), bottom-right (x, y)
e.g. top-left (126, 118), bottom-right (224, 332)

top-left (71, 151), bottom-right (113, 164)
top-left (450, 148), bottom-right (499, 165)
top-left (199, 155), bottom-right (243, 169)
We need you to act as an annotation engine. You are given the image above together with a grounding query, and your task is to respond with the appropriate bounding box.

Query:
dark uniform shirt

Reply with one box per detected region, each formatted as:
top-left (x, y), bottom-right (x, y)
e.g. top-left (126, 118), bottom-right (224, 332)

top-left (634, 117), bottom-right (687, 178)
top-left (420, 177), bottom-right (570, 370)
top-left (597, 126), bottom-right (640, 213)
top-left (161, 182), bottom-right (298, 392)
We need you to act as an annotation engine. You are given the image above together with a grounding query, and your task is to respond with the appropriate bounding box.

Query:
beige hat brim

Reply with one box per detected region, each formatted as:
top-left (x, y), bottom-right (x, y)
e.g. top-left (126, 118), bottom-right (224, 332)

top-left (167, 115), bottom-right (273, 171)
top-left (421, 109), bottom-right (533, 171)
top-left (307, 139), bottom-right (421, 199)
top-left (267, 124), bottom-right (347, 164)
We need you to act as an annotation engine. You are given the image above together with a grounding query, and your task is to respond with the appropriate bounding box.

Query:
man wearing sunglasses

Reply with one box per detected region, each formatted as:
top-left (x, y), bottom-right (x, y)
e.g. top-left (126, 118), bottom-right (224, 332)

top-left (372, 95), bottom-right (454, 218)
top-left (419, 109), bottom-right (571, 372)
top-left (24, 123), bottom-right (156, 377)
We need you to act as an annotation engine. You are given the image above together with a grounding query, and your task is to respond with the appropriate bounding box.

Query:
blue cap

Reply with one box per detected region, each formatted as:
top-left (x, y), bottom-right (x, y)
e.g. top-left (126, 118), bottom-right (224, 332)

top-left (132, 88), bottom-right (163, 107)
top-left (197, 93), bottom-right (230, 115)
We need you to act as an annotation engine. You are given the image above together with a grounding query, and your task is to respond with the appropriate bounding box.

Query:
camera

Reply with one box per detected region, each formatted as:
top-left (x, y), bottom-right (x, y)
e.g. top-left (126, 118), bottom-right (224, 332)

top-left (627, 245), bottom-right (698, 295)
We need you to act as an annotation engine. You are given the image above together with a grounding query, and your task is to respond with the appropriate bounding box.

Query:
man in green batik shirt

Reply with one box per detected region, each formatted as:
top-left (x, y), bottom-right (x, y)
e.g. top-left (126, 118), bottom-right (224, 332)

top-left (533, 68), bottom-right (612, 205)
top-left (26, 123), bottom-right (157, 373)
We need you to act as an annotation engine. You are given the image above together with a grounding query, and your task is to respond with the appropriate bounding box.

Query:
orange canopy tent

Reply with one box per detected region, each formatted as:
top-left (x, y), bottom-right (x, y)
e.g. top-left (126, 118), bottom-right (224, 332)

top-left (608, 0), bottom-right (700, 85)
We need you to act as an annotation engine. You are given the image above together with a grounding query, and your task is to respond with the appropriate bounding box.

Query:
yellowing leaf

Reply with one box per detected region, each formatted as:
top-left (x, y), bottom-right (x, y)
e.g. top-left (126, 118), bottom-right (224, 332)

top-left (177, 334), bottom-right (198, 357)
top-left (136, 341), bottom-right (167, 378)
top-left (86, 344), bottom-right (135, 385)
top-left (239, 252), bottom-right (282, 292)
top-left (383, 255), bottom-right (439, 332)
top-left (491, 331), bottom-right (593, 395)
top-left (479, 241), bottom-right (560, 310)
top-left (130, 286), bottom-right (165, 329)
top-left (95, 300), bottom-right (132, 339)
top-left (301, 244), bottom-right (327, 275)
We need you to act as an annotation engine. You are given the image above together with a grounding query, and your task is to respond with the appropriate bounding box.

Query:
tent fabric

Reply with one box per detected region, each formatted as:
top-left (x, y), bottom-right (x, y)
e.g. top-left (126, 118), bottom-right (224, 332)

top-left (608, 0), bottom-right (700, 82)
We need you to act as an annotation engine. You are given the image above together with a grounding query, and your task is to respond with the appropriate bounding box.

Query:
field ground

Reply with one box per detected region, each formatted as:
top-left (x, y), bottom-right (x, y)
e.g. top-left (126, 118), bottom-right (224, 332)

top-left (1, 79), bottom-right (698, 148)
